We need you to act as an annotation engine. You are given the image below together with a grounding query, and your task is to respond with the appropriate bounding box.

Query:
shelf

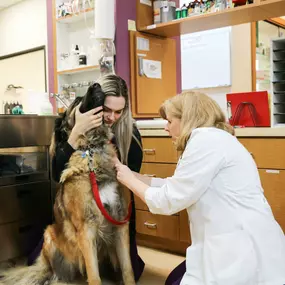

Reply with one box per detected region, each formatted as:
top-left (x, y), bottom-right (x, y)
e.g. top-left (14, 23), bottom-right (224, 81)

top-left (273, 80), bottom-right (285, 84)
top-left (274, 91), bottom-right (285, 94)
top-left (57, 65), bottom-right (99, 75)
top-left (140, 0), bottom-right (285, 37)
top-left (274, 71), bottom-right (285, 73)
top-left (273, 60), bottom-right (285, 63)
top-left (56, 8), bottom-right (94, 24)
top-left (274, 102), bottom-right (285, 105)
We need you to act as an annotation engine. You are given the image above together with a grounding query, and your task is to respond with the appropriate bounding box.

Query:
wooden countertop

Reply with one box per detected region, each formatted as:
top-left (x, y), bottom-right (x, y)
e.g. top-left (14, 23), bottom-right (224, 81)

top-left (139, 128), bottom-right (285, 138)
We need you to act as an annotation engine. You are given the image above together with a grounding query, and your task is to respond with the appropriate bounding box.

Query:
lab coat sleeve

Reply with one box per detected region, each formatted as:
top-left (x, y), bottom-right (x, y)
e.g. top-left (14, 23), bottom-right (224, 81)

top-left (144, 132), bottom-right (226, 215)
top-left (151, 177), bottom-right (167, 187)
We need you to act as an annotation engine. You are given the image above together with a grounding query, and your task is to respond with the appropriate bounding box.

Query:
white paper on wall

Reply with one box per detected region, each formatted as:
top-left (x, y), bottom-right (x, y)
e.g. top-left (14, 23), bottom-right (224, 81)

top-left (143, 59), bottom-right (162, 79)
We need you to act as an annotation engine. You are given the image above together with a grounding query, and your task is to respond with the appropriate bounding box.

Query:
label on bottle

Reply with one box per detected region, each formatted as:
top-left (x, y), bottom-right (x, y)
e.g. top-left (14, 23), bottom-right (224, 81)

top-left (69, 92), bottom-right (76, 100)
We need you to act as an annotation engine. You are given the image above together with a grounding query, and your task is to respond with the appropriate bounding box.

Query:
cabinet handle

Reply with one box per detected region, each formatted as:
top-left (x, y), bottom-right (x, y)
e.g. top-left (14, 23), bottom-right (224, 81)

top-left (144, 222), bottom-right (157, 229)
top-left (143, 174), bottom-right (156, 177)
top-left (143, 149), bottom-right (156, 155)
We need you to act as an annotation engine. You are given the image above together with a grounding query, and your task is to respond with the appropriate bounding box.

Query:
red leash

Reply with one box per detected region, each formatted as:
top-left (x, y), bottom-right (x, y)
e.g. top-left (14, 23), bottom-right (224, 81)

top-left (89, 171), bottom-right (132, 226)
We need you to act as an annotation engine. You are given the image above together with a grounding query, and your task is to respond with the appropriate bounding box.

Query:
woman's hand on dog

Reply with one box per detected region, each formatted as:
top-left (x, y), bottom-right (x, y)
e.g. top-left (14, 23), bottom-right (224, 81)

top-left (115, 157), bottom-right (149, 203)
top-left (68, 104), bottom-right (103, 149)
top-left (115, 158), bottom-right (136, 189)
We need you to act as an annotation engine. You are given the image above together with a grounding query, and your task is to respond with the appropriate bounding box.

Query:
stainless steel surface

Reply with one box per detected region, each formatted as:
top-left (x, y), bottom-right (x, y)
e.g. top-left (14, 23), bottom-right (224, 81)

top-left (0, 115), bottom-right (57, 148)
top-left (0, 181), bottom-right (52, 225)
top-left (0, 115), bottom-right (56, 262)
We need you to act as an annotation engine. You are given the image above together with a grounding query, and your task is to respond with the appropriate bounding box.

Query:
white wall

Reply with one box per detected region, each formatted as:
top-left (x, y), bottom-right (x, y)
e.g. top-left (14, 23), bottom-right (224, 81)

top-left (0, 0), bottom-right (47, 56)
top-left (186, 24), bottom-right (252, 117)
top-left (0, 0), bottom-right (49, 113)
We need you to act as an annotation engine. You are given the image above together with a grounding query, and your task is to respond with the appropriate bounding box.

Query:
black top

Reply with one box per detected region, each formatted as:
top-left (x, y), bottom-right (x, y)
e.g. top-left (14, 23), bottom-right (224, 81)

top-left (51, 125), bottom-right (143, 236)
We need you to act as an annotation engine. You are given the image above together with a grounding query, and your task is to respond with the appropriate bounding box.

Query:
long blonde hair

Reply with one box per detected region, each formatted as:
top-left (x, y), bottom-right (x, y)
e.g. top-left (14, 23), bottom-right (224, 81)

top-left (160, 91), bottom-right (235, 151)
top-left (96, 74), bottom-right (134, 164)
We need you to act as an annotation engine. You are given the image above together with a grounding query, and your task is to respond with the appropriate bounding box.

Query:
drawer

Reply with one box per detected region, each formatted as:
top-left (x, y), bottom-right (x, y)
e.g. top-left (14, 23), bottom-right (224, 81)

top-left (239, 138), bottom-right (285, 169)
top-left (0, 220), bottom-right (48, 262)
top-left (0, 181), bottom-right (52, 224)
top-left (136, 210), bottom-right (179, 241)
top-left (142, 137), bottom-right (178, 163)
top-left (259, 169), bottom-right (285, 233)
top-left (135, 163), bottom-right (176, 211)
top-left (141, 163), bottom-right (176, 178)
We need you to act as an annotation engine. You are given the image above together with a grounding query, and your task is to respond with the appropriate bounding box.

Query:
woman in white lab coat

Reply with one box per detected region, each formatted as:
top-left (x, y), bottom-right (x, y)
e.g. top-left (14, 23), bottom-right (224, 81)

top-left (115, 91), bottom-right (285, 285)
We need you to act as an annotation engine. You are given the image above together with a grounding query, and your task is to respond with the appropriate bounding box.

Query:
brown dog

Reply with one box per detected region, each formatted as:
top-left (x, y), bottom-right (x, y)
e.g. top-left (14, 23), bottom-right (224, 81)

top-left (1, 84), bottom-right (135, 285)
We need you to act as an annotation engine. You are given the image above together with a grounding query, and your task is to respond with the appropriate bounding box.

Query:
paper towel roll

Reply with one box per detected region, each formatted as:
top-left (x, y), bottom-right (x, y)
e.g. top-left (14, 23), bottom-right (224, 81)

top-left (136, 119), bottom-right (167, 129)
top-left (95, 0), bottom-right (115, 40)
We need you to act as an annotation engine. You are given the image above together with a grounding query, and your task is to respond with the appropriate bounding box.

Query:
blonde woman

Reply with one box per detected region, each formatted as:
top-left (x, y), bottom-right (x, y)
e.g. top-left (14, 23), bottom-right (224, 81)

top-left (115, 91), bottom-right (285, 285)
top-left (28, 75), bottom-right (145, 282)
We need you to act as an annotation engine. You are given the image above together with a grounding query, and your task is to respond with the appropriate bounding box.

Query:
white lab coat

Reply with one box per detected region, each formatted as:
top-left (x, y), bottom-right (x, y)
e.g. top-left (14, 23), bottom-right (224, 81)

top-left (145, 127), bottom-right (285, 285)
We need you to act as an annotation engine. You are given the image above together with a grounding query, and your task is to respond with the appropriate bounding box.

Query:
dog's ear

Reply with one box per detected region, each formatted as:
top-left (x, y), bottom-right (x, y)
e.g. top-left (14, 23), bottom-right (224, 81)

top-left (79, 83), bottom-right (105, 113)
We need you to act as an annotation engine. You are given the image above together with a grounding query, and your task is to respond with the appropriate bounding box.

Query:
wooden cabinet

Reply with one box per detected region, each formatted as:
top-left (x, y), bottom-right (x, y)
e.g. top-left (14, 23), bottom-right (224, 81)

top-left (136, 136), bottom-right (285, 254)
top-left (136, 136), bottom-right (191, 254)
top-left (142, 137), bottom-right (179, 163)
top-left (239, 138), bottom-right (285, 234)
top-left (136, 210), bottom-right (179, 241)
top-left (129, 32), bottom-right (177, 118)
top-left (136, 0), bottom-right (285, 37)
top-left (239, 138), bottom-right (285, 169)
top-left (258, 169), bottom-right (285, 232)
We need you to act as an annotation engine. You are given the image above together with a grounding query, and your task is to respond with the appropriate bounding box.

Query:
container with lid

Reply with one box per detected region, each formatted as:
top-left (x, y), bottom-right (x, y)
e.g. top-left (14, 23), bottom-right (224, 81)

top-left (160, 1), bottom-right (176, 23)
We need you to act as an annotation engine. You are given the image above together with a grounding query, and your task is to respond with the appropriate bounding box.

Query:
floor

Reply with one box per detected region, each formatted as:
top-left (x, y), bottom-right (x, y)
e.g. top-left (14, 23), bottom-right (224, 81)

top-left (0, 246), bottom-right (185, 285)
top-left (136, 246), bottom-right (185, 285)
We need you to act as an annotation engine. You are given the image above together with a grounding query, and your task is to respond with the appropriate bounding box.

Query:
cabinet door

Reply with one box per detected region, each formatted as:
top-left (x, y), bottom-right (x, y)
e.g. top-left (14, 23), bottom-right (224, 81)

top-left (136, 0), bottom-right (153, 30)
top-left (259, 169), bottom-right (285, 233)
top-left (130, 31), bottom-right (177, 118)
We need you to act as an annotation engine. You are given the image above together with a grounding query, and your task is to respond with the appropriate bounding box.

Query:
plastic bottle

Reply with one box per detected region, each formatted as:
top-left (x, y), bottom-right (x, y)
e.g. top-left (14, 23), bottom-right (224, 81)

top-left (39, 93), bottom-right (53, 115)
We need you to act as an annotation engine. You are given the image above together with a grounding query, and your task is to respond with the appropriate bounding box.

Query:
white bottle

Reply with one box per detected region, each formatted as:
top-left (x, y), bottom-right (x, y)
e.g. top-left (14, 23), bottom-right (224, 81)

top-left (39, 92), bottom-right (53, 115)
top-left (70, 44), bottom-right (80, 69)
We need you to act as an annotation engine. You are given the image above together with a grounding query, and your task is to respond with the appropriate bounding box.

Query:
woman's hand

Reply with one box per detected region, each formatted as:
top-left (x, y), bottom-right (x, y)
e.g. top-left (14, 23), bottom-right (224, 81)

top-left (115, 158), bottom-right (149, 203)
top-left (68, 104), bottom-right (103, 149)
top-left (115, 159), bottom-right (136, 189)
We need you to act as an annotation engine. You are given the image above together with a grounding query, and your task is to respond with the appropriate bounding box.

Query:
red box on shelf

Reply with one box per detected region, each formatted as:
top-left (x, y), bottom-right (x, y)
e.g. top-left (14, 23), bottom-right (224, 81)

top-left (226, 91), bottom-right (270, 127)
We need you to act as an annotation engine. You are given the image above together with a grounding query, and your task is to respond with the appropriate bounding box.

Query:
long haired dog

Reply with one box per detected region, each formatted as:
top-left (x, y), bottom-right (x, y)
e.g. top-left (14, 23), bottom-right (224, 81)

top-left (1, 84), bottom-right (135, 285)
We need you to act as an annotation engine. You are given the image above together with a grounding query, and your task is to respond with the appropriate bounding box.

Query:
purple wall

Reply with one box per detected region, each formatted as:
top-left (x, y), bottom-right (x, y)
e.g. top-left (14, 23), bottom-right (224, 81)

top-left (114, 0), bottom-right (136, 89)
top-left (46, 0), bottom-right (56, 111)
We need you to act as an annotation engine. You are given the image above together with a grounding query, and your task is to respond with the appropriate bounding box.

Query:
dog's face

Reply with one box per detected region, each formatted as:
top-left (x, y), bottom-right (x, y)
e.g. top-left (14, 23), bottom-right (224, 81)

top-left (50, 83), bottom-right (112, 155)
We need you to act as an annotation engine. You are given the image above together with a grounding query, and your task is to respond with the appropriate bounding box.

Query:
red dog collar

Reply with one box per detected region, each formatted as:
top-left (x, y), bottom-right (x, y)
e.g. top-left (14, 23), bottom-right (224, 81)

top-left (89, 171), bottom-right (132, 225)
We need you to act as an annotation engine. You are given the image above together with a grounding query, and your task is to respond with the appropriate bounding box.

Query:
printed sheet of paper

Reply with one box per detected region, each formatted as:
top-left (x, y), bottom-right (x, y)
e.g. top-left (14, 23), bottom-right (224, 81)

top-left (142, 59), bottom-right (162, 79)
